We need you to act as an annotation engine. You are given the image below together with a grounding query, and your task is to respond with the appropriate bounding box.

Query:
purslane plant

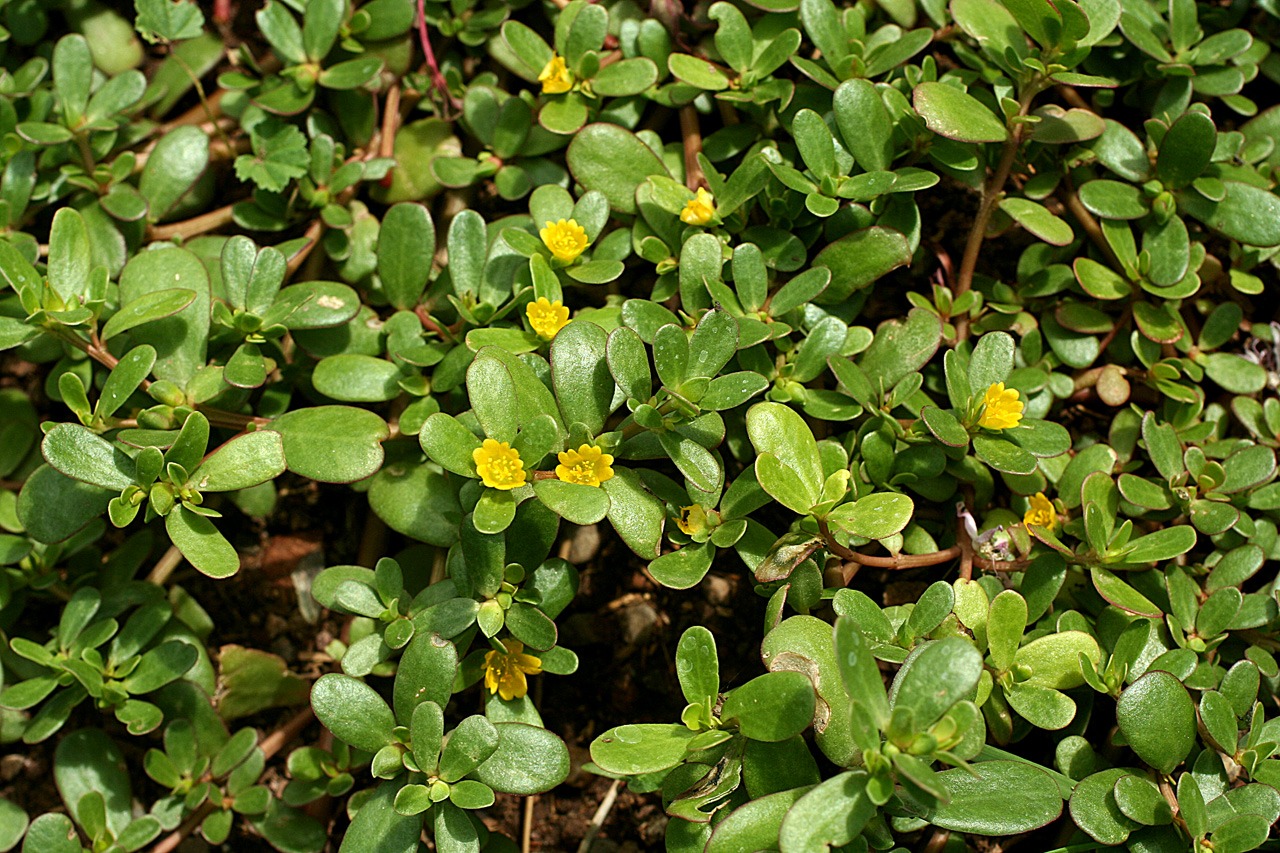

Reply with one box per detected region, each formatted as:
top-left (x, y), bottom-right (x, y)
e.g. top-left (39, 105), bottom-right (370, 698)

top-left (0, 0), bottom-right (1278, 851)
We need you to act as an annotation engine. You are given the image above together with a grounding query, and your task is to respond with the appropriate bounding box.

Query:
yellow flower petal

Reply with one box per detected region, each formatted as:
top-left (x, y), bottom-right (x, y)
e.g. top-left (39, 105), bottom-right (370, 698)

top-left (539, 218), bottom-right (588, 263)
top-left (527, 297), bottom-right (571, 340)
top-left (555, 444), bottom-right (615, 487)
top-left (484, 639), bottom-right (542, 701)
top-left (538, 55), bottom-right (574, 94)
top-left (472, 438), bottom-right (527, 490)
top-left (1024, 492), bottom-right (1056, 529)
top-left (675, 505), bottom-right (707, 536)
top-left (680, 187), bottom-right (716, 226)
top-left (976, 382), bottom-right (1024, 430)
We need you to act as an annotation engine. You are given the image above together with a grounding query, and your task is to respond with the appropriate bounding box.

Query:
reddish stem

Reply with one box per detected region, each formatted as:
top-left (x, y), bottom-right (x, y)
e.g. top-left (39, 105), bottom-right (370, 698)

top-left (417, 0), bottom-right (460, 111)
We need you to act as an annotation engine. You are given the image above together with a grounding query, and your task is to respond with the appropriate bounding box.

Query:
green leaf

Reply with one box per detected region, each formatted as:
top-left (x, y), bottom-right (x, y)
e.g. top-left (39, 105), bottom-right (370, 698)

top-left (139, 126), bottom-right (210, 221)
top-left (648, 542), bottom-right (715, 590)
top-left (302, 0), bottom-right (343, 59)
top-left (903, 761), bottom-right (1063, 834)
top-left (999, 198), bottom-right (1074, 245)
top-left (668, 53), bottom-right (731, 90)
top-left (721, 671), bottom-right (815, 742)
top-left (856, 308), bottom-right (941, 391)
top-left (687, 307), bottom-right (739, 380)
top-left (393, 632), bottom-right (457, 723)
top-left (566, 124), bottom-right (669, 215)
top-left (921, 406), bottom-right (970, 448)
top-left (833, 79), bottom-right (892, 172)
top-left (747, 403), bottom-right (823, 501)
top-left (1016, 631), bottom-right (1101, 689)
top-left (706, 787), bottom-right (813, 853)
top-left (272, 406), bottom-right (388, 484)
top-left (439, 715), bottom-right (500, 783)
top-left (1078, 179), bottom-right (1150, 220)
top-left (1069, 768), bottom-right (1139, 845)
top-left (468, 357), bottom-right (518, 443)
top-left (913, 82), bottom-right (1008, 142)
top-left (755, 453), bottom-right (817, 515)
top-left (1091, 567), bottom-right (1161, 617)
top-left (533, 480), bottom-right (609, 525)
top-left (118, 247), bottom-right (210, 385)
top-left (826, 492), bottom-right (913, 539)
top-left (658, 432), bottom-right (722, 494)
top-left (676, 626), bottom-right (719, 708)
top-left (606, 327), bottom-right (652, 401)
top-left (1177, 181), bottom-right (1280, 247)
top-left (54, 728), bottom-right (132, 837)
top-left (1156, 111), bottom-right (1215, 190)
top-left (432, 799), bottom-right (478, 853)
top-left (166, 505), bottom-right (239, 578)
top-left (471, 723), bottom-right (569, 795)
top-left (122, 640), bottom-right (198, 693)
top-left (1212, 815), bottom-right (1272, 853)
top-left (591, 723), bottom-right (699, 775)
top-left (22, 814), bottom-right (82, 853)
top-left (592, 58), bottom-right (659, 97)
top-left (551, 320), bottom-right (613, 435)
top-left (318, 56), bottom-right (384, 90)
top-left (234, 119), bottom-right (309, 192)
top-left (1198, 690), bottom-right (1237, 755)
top-left (889, 638), bottom-right (982, 729)
top-left (973, 435), bottom-right (1038, 475)
top-left (1116, 671), bottom-right (1195, 774)
top-left (338, 781), bottom-right (422, 853)
top-left (312, 674), bottom-right (396, 753)
top-left (0, 798), bottom-right (27, 852)
top-left (811, 227), bottom-right (912, 304)
top-left (312, 355), bottom-right (403, 402)
top-left (377, 203), bottom-right (435, 309)
top-left (16, 465), bottom-right (114, 544)
top-left (793, 109), bottom-right (837, 179)
top-left (603, 468), bottom-right (666, 558)
top-left (135, 0), bottom-right (206, 43)
top-left (1119, 526), bottom-right (1197, 564)
top-left (986, 590), bottom-right (1027, 673)
top-left (833, 617), bottom-right (889, 729)
top-left (42, 424), bottom-right (136, 490)
top-left (189, 431), bottom-right (285, 492)
top-left (778, 772), bottom-right (874, 853)
top-left (1005, 682), bottom-right (1077, 730)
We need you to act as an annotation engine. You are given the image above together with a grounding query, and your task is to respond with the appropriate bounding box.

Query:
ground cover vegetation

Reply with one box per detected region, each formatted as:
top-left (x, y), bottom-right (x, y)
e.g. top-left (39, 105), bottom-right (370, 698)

top-left (1, 0), bottom-right (1279, 850)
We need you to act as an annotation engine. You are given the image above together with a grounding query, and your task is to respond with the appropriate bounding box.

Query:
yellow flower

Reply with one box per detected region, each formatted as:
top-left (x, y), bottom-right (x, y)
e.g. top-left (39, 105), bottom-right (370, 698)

top-left (483, 639), bottom-right (542, 701)
top-left (977, 382), bottom-right (1024, 430)
top-left (538, 54), bottom-right (574, 95)
top-left (1024, 492), bottom-right (1056, 529)
top-left (539, 218), bottom-right (588, 263)
top-left (472, 438), bottom-right (527, 490)
top-left (680, 188), bottom-right (716, 226)
top-left (555, 444), bottom-right (615, 487)
top-left (527, 297), bottom-right (571, 340)
top-left (675, 505), bottom-right (707, 536)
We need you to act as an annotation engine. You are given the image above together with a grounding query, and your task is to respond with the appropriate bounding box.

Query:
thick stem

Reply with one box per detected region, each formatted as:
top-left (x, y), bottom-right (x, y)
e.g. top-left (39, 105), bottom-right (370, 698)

top-left (680, 105), bottom-right (705, 191)
top-left (145, 546), bottom-right (184, 585)
top-left (379, 83), bottom-right (402, 188)
top-left (148, 202), bottom-right (237, 243)
top-left (954, 82), bottom-right (1042, 340)
top-left (284, 219), bottom-right (324, 281)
